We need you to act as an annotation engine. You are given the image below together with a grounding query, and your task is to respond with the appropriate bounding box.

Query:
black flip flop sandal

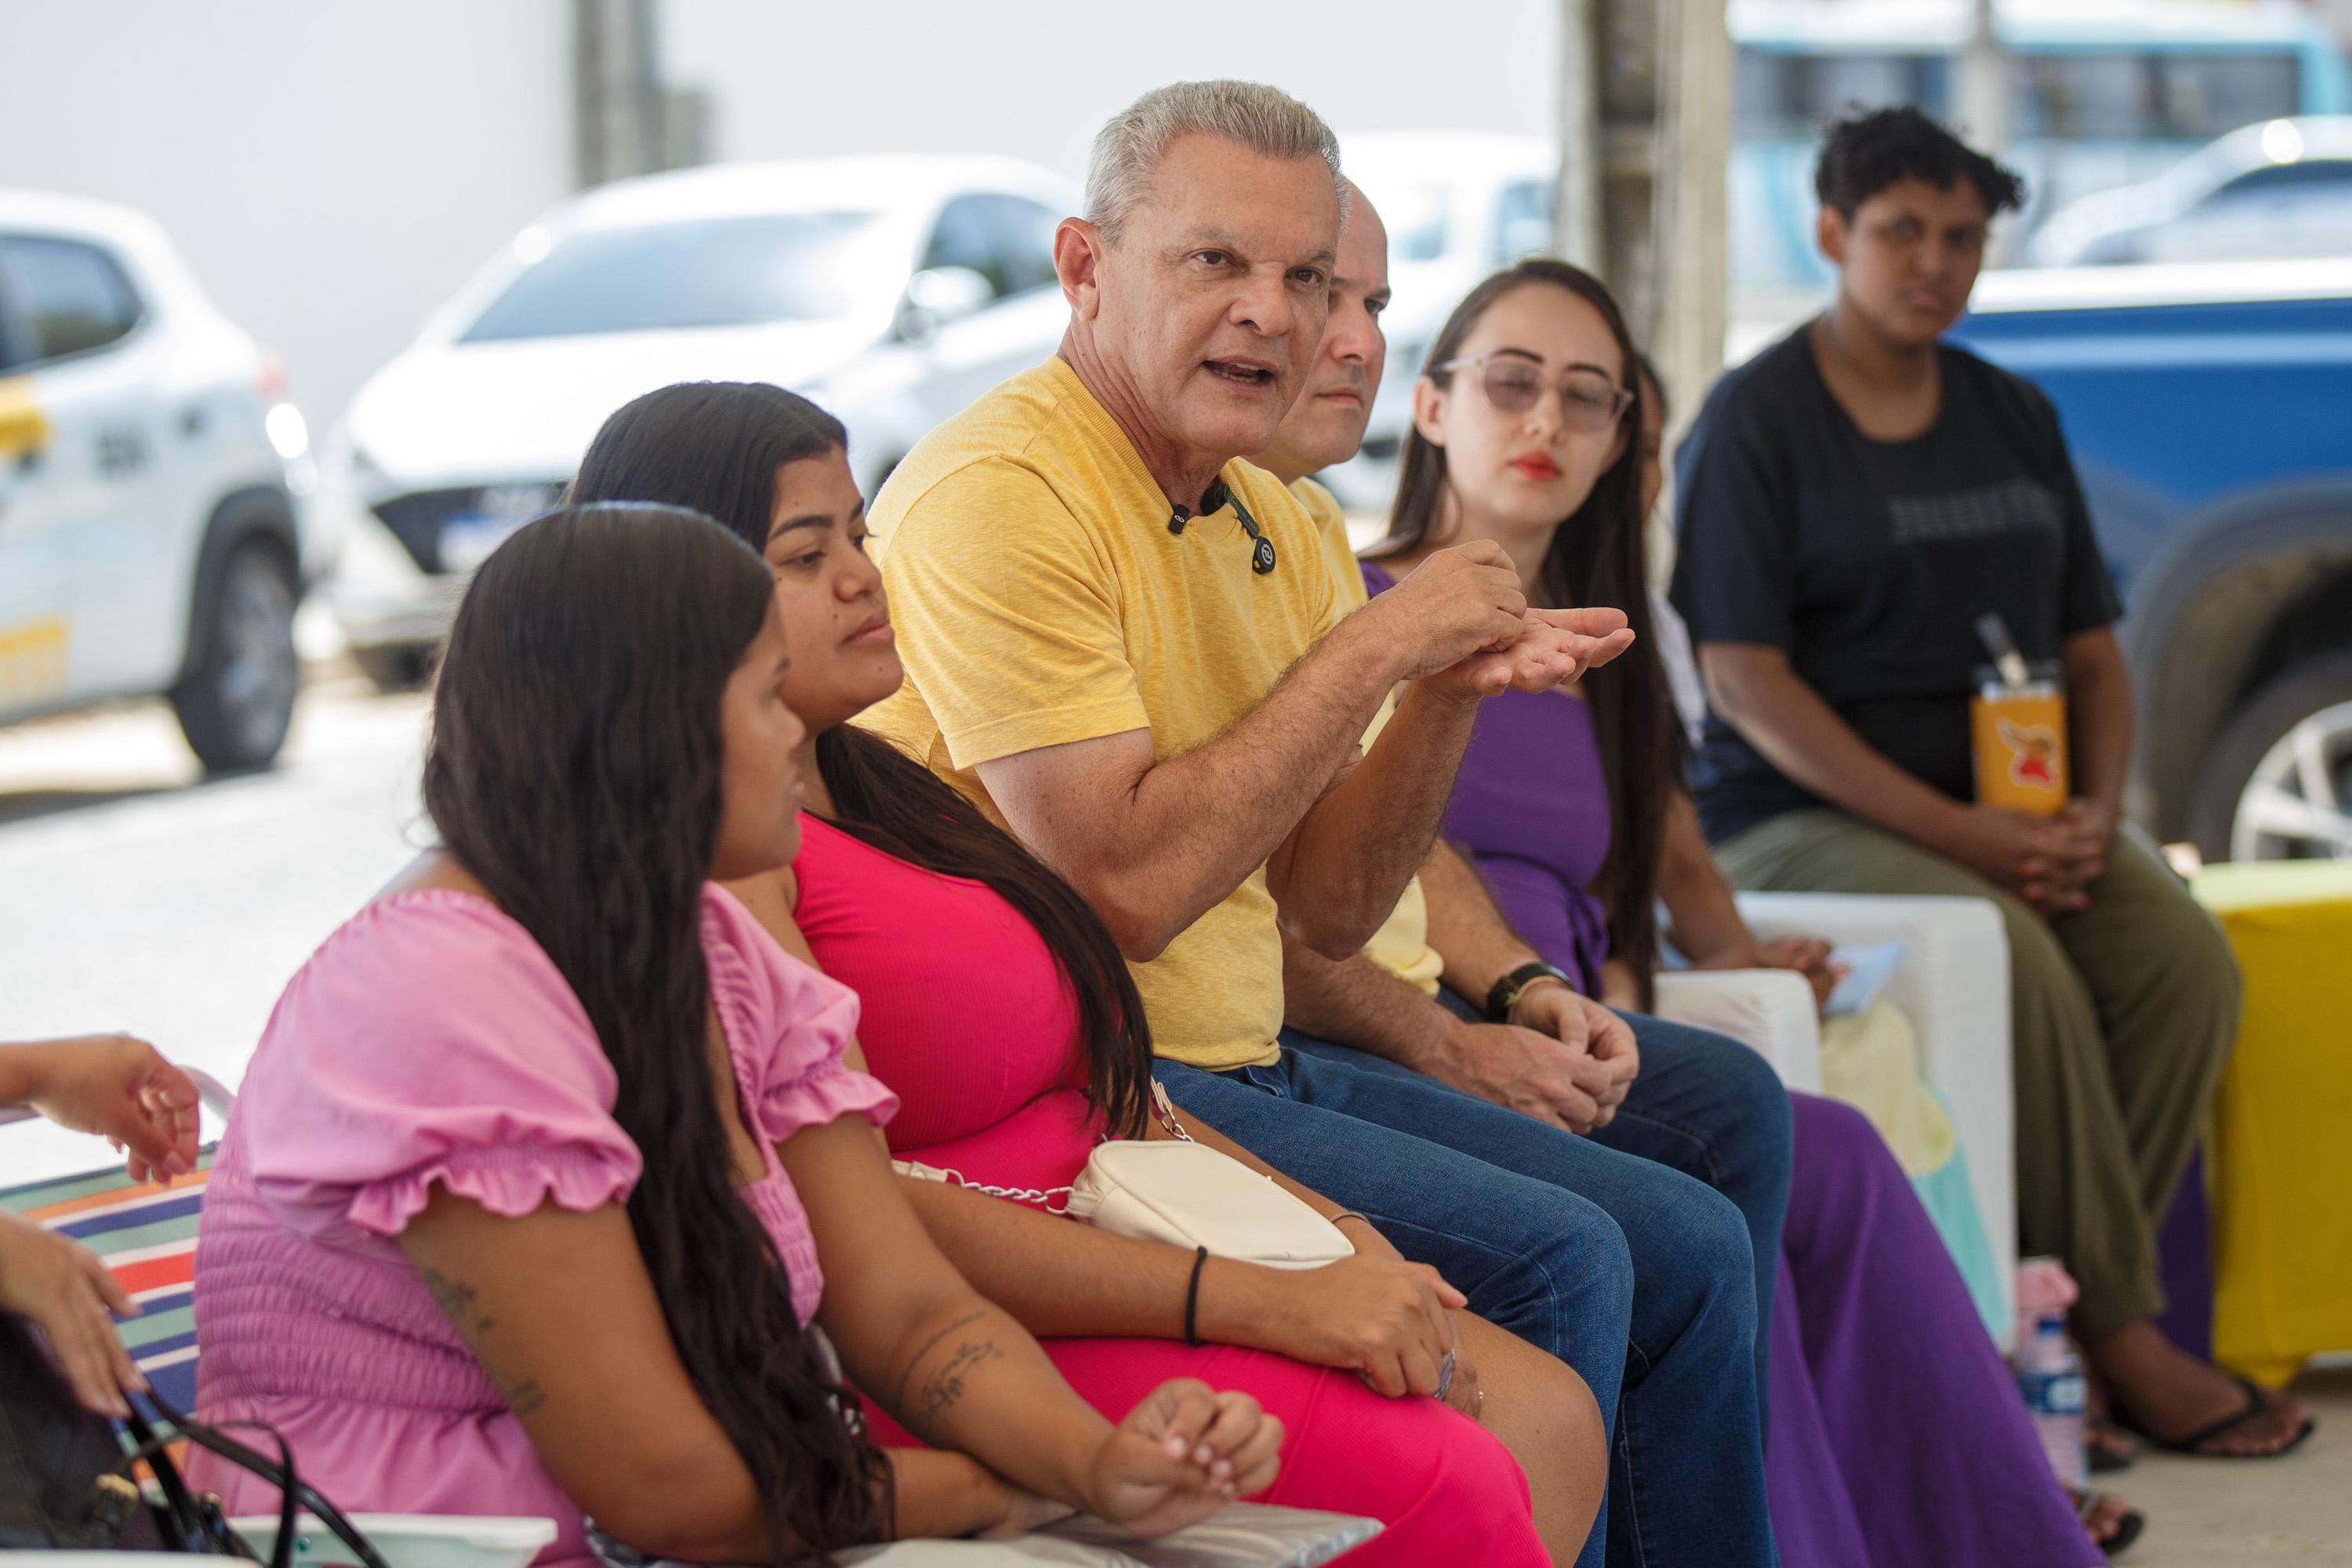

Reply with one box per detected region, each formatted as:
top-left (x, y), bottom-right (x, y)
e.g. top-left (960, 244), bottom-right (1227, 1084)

top-left (2112, 1374), bottom-right (2316, 1458)
top-left (2073, 1489), bottom-right (2145, 1559)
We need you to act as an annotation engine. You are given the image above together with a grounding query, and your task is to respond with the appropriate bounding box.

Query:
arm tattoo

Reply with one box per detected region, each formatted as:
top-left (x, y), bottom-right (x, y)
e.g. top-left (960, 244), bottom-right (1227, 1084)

top-left (419, 1265), bottom-right (549, 1417)
top-left (918, 1338), bottom-right (1007, 1421)
top-left (890, 1307), bottom-right (990, 1413)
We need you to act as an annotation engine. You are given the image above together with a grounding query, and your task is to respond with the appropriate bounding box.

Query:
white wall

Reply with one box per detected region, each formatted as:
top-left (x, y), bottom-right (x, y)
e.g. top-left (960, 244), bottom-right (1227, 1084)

top-left (0, 0), bottom-right (574, 430)
top-left (663, 0), bottom-right (1556, 177)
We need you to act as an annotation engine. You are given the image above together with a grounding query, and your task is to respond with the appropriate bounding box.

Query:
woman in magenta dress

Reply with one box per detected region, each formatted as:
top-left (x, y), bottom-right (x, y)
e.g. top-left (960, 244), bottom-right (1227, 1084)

top-left (191, 504), bottom-right (1292, 1566)
top-left (564, 381), bottom-right (1605, 1566)
top-left (1357, 258), bottom-right (2129, 1565)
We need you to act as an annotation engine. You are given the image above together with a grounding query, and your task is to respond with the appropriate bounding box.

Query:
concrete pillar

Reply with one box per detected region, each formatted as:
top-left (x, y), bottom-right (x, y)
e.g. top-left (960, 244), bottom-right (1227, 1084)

top-left (1555, 0), bottom-right (1731, 425)
top-left (1555, 0), bottom-right (1605, 270)
top-left (573, 0), bottom-right (665, 189)
top-left (1649, 0), bottom-right (1730, 431)
top-left (1956, 0), bottom-right (2009, 152)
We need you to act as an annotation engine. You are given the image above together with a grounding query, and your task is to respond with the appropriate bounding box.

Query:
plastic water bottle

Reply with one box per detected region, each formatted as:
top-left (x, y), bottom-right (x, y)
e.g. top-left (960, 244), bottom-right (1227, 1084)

top-left (2015, 1308), bottom-right (2089, 1490)
top-left (2012, 1256), bottom-right (2089, 1489)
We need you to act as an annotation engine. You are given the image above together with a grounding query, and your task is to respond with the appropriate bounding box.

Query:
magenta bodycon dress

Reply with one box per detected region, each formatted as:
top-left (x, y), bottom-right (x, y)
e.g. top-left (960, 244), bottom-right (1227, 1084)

top-left (792, 813), bottom-right (1550, 1566)
top-left (188, 885), bottom-right (898, 1568)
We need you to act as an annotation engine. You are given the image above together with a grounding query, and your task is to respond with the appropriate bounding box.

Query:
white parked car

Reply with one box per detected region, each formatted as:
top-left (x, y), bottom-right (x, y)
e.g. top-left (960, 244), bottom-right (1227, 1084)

top-left (1322, 131), bottom-right (1559, 510)
top-left (0, 192), bottom-right (313, 770)
top-left (323, 154), bottom-right (1078, 688)
top-left (2029, 117), bottom-right (2352, 268)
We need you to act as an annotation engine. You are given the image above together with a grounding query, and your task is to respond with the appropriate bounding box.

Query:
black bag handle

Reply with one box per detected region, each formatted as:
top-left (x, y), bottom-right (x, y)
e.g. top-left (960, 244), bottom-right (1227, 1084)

top-left (118, 1392), bottom-right (390, 1568)
top-left (115, 1398), bottom-right (212, 1554)
top-left (118, 1398), bottom-right (294, 1568)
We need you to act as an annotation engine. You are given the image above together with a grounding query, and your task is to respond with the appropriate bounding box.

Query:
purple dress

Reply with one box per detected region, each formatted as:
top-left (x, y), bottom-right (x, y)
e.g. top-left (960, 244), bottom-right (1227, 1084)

top-left (1445, 687), bottom-right (1616, 996)
top-left (1364, 560), bottom-right (2099, 1568)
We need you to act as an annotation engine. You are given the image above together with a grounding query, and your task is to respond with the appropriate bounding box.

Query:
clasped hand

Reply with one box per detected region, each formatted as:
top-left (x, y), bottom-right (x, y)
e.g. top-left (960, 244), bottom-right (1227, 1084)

top-left (1444, 980), bottom-right (1640, 1134)
top-left (975, 1378), bottom-right (1284, 1541)
top-left (1082, 1380), bottom-right (1285, 1535)
top-left (1948, 798), bottom-right (2116, 917)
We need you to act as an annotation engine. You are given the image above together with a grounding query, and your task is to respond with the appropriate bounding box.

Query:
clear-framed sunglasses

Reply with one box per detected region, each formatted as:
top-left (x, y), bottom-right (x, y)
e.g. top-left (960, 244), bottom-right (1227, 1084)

top-left (1435, 353), bottom-right (1634, 434)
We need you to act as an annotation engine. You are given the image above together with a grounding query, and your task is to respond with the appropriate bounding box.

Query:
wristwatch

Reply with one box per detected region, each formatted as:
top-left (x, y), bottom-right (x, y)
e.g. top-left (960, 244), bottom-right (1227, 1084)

top-left (1486, 960), bottom-right (1574, 1022)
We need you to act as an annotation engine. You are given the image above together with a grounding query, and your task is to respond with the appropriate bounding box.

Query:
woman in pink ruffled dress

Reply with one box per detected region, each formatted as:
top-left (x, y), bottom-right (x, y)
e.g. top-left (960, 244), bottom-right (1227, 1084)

top-left (189, 503), bottom-right (1286, 1566)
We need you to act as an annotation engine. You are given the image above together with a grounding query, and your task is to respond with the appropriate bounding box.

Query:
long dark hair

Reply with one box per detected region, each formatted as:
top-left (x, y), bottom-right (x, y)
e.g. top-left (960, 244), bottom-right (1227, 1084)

top-left (423, 503), bottom-right (886, 1560)
top-left (571, 382), bottom-right (1153, 1138)
top-left (1370, 260), bottom-right (1677, 1004)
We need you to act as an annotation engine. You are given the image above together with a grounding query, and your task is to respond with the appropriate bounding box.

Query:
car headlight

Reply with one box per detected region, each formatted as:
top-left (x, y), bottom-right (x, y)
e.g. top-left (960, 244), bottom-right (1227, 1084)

top-left (265, 402), bottom-right (310, 461)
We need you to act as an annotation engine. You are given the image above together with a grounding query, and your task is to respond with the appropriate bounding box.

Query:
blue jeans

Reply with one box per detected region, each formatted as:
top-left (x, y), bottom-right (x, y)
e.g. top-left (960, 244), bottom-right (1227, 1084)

top-left (1159, 1010), bottom-right (1787, 1568)
top-left (1428, 989), bottom-right (1795, 1411)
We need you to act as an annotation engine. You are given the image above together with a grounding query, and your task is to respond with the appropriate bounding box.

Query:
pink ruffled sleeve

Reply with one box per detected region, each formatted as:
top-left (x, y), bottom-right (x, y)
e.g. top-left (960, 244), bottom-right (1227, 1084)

top-left (699, 885), bottom-right (898, 1144)
top-left (239, 891), bottom-right (641, 1247)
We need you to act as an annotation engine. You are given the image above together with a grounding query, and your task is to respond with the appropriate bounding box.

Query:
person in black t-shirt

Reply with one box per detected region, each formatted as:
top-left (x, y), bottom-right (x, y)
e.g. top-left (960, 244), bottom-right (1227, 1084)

top-left (1671, 107), bottom-right (2311, 1462)
top-left (1674, 328), bottom-right (2121, 844)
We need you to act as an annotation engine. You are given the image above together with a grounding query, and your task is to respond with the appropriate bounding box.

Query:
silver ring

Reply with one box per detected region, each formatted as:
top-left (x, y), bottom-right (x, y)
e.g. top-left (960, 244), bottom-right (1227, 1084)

top-left (1435, 1348), bottom-right (1457, 1403)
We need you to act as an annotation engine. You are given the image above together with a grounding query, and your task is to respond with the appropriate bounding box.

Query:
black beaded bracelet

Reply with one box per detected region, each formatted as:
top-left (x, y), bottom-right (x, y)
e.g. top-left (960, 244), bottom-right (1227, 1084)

top-left (1183, 1245), bottom-right (1210, 1346)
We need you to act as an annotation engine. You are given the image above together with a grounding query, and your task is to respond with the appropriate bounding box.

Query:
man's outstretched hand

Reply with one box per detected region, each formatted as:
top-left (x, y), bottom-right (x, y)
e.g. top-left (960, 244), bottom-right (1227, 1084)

top-left (1367, 542), bottom-right (1530, 683)
top-left (1444, 607), bottom-right (1635, 699)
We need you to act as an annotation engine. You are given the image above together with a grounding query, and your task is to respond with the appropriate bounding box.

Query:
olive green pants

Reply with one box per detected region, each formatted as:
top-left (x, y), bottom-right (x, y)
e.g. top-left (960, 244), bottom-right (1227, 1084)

top-left (1716, 809), bottom-right (2241, 1338)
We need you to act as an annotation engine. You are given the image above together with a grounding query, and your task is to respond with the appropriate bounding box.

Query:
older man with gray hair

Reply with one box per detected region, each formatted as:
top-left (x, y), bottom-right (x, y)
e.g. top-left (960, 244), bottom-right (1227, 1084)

top-left (865, 82), bottom-right (1773, 1568)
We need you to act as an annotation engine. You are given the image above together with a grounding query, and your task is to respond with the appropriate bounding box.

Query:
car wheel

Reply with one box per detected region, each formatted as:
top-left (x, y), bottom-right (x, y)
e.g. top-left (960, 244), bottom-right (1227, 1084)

top-left (172, 540), bottom-right (299, 773)
top-left (2187, 652), bottom-right (2352, 862)
top-left (351, 641), bottom-right (438, 693)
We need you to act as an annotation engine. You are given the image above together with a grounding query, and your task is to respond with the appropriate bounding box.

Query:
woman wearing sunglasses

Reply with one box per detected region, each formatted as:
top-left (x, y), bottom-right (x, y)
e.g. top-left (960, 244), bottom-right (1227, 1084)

top-left (1361, 258), bottom-right (2133, 1564)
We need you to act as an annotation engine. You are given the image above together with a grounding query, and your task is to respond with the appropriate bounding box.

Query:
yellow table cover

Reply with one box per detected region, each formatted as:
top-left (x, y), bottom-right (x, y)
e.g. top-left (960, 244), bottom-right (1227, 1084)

top-left (2193, 860), bottom-right (2352, 1387)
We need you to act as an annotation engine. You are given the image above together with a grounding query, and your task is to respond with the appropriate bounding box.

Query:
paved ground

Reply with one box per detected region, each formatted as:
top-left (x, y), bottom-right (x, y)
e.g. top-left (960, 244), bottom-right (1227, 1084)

top-left (1, 673), bottom-right (2346, 1562)
top-left (2122, 1364), bottom-right (2351, 1566)
top-left (0, 674), bottom-right (426, 1185)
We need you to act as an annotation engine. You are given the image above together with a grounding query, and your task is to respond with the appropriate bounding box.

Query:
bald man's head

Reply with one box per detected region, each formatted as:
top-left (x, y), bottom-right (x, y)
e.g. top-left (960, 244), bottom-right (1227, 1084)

top-left (1256, 183), bottom-right (1391, 485)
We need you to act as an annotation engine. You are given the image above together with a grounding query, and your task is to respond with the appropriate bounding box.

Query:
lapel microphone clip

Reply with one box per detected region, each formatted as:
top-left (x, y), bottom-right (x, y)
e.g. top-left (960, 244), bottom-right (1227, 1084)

top-left (1167, 479), bottom-right (1277, 575)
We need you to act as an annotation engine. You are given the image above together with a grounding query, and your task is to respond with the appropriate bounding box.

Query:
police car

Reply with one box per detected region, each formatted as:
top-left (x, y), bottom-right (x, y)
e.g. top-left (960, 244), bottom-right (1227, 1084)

top-left (0, 192), bottom-right (315, 771)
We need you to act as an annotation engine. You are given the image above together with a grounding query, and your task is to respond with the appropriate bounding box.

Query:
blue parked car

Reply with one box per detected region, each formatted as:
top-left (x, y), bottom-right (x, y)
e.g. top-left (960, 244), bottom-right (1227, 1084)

top-left (1952, 259), bottom-right (2352, 862)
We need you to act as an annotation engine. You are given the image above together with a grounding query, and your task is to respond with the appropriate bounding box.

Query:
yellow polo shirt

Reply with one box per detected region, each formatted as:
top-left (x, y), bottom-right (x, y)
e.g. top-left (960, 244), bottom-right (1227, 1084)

top-left (1290, 477), bottom-right (1446, 1000)
top-left (863, 357), bottom-right (1341, 1071)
